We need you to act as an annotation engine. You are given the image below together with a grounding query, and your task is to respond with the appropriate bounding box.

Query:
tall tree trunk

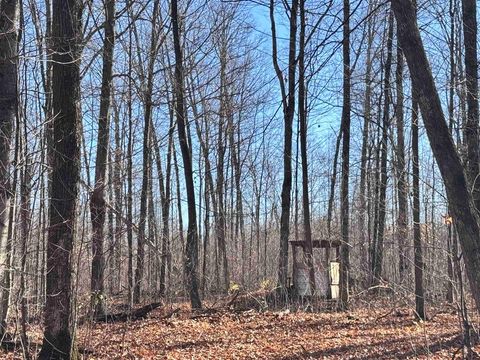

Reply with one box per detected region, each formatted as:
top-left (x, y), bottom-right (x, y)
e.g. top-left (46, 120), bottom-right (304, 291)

top-left (126, 12), bottom-right (134, 307)
top-left (446, 0), bottom-right (456, 304)
top-left (392, 0), bottom-right (480, 312)
top-left (371, 104), bottom-right (382, 279)
top-left (133, 0), bottom-right (160, 304)
top-left (298, 0), bottom-right (315, 295)
top-left (112, 103), bottom-right (122, 295)
top-left (153, 115), bottom-right (173, 298)
top-left (373, 11), bottom-right (393, 285)
top-left (216, 58), bottom-right (229, 293)
top-left (327, 130), bottom-right (342, 255)
top-left (171, 0), bottom-right (202, 309)
top-left (395, 36), bottom-right (408, 283)
top-left (229, 113), bottom-right (245, 286)
top-left (339, 0), bottom-right (351, 308)
top-left (90, 0), bottom-right (115, 316)
top-left (412, 99), bottom-right (426, 320)
top-left (38, 0), bottom-right (81, 356)
top-left (19, 126), bottom-right (32, 359)
top-left (461, 0), bottom-right (480, 212)
top-left (358, 6), bottom-right (373, 285)
top-left (0, 0), bottom-right (19, 339)
top-left (270, 0), bottom-right (298, 293)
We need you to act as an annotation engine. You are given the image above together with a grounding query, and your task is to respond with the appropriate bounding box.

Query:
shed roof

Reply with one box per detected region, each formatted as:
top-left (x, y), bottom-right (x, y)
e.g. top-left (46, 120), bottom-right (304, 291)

top-left (289, 239), bottom-right (341, 248)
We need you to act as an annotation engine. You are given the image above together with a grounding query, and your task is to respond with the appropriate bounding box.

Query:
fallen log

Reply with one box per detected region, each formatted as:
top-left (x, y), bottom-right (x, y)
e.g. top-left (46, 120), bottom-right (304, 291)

top-left (93, 302), bottom-right (162, 323)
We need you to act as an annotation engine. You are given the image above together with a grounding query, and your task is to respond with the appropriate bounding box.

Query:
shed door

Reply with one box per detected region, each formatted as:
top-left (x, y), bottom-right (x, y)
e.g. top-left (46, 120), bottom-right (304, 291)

top-left (330, 261), bottom-right (340, 299)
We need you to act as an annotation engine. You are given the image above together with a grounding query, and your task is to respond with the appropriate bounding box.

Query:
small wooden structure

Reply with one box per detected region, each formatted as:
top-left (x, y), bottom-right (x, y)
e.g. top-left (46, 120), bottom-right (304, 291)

top-left (290, 239), bottom-right (341, 299)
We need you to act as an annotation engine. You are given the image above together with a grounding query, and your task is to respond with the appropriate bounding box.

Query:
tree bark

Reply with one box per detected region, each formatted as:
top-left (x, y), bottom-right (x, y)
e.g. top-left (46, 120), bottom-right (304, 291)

top-left (153, 116), bottom-right (173, 298)
top-left (395, 39), bottom-right (408, 283)
top-left (38, 0), bottom-right (81, 356)
top-left (133, 0), bottom-right (160, 304)
top-left (0, 0), bottom-right (19, 339)
top-left (298, 0), bottom-right (315, 295)
top-left (90, 0), bottom-right (116, 316)
top-left (412, 99), bottom-right (425, 320)
top-left (461, 0), bottom-right (480, 212)
top-left (358, 6), bottom-right (373, 286)
top-left (171, 0), bottom-right (202, 309)
top-left (126, 11), bottom-right (134, 307)
top-left (216, 51), bottom-right (229, 293)
top-left (270, 0), bottom-right (298, 293)
top-left (373, 11), bottom-right (393, 285)
top-left (339, 0), bottom-right (351, 308)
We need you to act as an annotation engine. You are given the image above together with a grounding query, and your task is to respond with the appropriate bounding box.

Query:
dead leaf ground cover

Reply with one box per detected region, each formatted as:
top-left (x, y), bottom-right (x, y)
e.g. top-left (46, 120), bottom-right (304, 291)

top-left (1, 300), bottom-right (478, 359)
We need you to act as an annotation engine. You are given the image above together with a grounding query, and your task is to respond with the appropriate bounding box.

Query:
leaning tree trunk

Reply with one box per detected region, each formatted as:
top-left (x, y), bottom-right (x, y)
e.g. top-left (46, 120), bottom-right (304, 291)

top-left (392, 0), bottom-right (480, 312)
top-left (90, 0), bottom-right (115, 316)
top-left (0, 0), bottom-right (19, 340)
top-left (38, 0), bottom-right (82, 356)
top-left (171, 0), bottom-right (202, 309)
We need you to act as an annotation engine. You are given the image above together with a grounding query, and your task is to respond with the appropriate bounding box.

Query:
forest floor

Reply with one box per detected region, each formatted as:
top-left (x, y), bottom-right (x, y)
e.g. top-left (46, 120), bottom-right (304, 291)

top-left (1, 297), bottom-right (479, 359)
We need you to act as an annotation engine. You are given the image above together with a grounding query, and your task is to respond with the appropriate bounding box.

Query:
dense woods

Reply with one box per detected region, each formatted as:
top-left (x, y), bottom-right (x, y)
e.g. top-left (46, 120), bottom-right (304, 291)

top-left (1, 0), bottom-right (480, 358)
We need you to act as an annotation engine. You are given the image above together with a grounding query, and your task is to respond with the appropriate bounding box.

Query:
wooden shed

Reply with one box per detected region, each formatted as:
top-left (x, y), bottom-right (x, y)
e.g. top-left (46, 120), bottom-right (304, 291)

top-left (290, 239), bottom-right (341, 299)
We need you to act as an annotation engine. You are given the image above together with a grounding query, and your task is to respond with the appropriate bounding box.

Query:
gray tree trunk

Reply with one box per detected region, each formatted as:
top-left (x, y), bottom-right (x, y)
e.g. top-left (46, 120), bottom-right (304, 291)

top-left (0, 0), bottom-right (19, 339)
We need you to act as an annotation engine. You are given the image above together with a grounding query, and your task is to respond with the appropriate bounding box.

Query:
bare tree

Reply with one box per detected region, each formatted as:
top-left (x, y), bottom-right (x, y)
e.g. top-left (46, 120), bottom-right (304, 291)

top-left (270, 0), bottom-right (298, 294)
top-left (90, 0), bottom-right (116, 316)
top-left (0, 0), bottom-right (19, 339)
top-left (339, 0), bottom-right (351, 308)
top-left (171, 0), bottom-right (202, 309)
top-left (38, 0), bottom-right (82, 356)
top-left (133, 0), bottom-right (161, 305)
top-left (392, 0), bottom-right (480, 312)
top-left (395, 31), bottom-right (408, 283)
top-left (412, 99), bottom-right (425, 320)
top-left (461, 0), bottom-right (480, 212)
top-left (372, 10), bottom-right (393, 285)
